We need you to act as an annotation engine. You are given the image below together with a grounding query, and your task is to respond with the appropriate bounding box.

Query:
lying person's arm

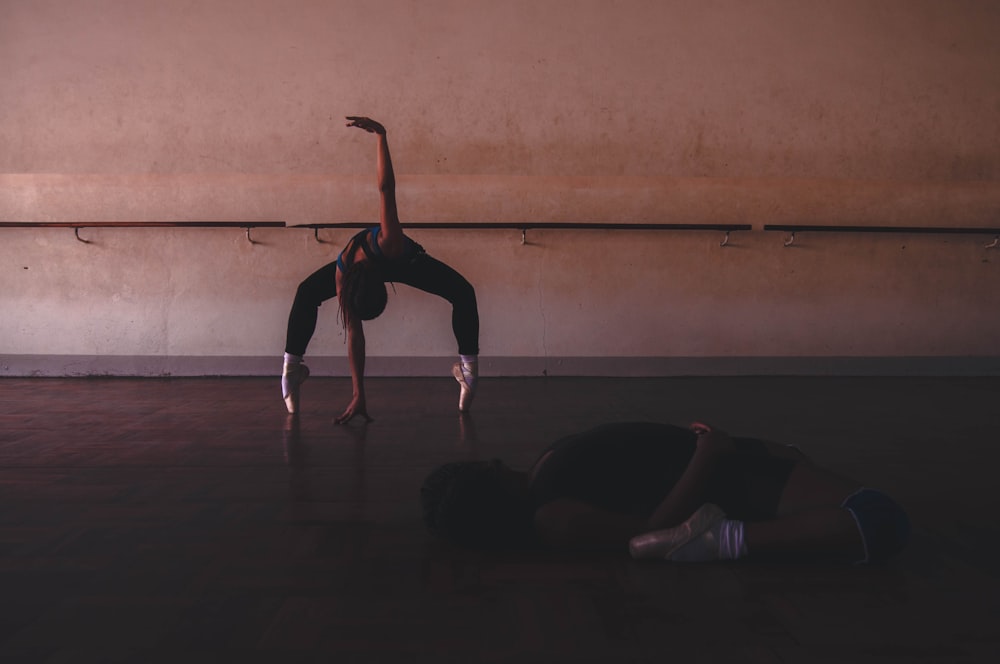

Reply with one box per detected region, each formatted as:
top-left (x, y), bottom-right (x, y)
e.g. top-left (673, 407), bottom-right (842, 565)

top-left (645, 422), bottom-right (732, 529)
top-left (533, 422), bottom-right (734, 551)
top-left (533, 500), bottom-right (647, 551)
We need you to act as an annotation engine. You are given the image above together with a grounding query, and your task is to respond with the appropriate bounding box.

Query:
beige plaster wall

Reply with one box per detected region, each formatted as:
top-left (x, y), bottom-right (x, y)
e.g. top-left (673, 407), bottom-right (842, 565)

top-left (2, 0), bottom-right (999, 375)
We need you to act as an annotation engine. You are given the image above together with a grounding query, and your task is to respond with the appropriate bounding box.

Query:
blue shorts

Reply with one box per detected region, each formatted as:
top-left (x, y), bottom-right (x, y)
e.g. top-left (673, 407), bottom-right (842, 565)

top-left (842, 488), bottom-right (910, 564)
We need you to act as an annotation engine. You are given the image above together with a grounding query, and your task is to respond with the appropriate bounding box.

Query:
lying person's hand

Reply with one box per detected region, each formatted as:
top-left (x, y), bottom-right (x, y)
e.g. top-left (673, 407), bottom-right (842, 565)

top-left (689, 421), bottom-right (735, 456)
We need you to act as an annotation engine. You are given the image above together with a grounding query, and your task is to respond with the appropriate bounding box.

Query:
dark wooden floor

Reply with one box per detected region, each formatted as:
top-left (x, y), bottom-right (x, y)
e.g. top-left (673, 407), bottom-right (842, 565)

top-left (1, 375), bottom-right (999, 663)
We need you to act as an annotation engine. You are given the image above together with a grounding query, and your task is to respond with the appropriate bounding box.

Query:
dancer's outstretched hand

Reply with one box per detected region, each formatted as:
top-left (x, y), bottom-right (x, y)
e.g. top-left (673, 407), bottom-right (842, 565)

top-left (346, 116), bottom-right (386, 135)
top-left (335, 396), bottom-right (374, 425)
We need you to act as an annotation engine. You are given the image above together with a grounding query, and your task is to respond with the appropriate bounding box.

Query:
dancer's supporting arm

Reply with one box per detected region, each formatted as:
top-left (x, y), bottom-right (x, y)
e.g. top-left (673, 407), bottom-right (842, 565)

top-left (533, 422), bottom-right (733, 550)
top-left (346, 116), bottom-right (405, 259)
top-left (334, 310), bottom-right (373, 424)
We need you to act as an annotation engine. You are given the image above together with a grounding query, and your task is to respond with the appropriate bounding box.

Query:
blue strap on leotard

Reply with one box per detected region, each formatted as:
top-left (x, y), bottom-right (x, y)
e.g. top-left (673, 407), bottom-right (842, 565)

top-left (337, 226), bottom-right (419, 273)
top-left (336, 227), bottom-right (377, 273)
top-left (368, 227), bottom-right (384, 257)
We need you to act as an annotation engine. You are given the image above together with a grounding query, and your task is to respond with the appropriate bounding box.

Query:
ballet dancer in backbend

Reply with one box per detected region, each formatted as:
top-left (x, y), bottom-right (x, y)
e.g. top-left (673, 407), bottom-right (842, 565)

top-left (421, 421), bottom-right (909, 564)
top-left (281, 117), bottom-right (480, 423)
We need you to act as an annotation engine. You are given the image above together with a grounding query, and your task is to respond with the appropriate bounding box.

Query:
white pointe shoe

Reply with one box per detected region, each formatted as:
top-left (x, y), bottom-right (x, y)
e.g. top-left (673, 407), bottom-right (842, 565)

top-left (628, 503), bottom-right (726, 560)
top-left (281, 362), bottom-right (310, 414)
top-left (452, 362), bottom-right (476, 413)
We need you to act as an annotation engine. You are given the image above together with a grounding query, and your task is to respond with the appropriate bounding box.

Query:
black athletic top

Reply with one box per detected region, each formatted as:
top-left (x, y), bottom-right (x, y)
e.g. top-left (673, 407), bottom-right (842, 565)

top-left (336, 226), bottom-right (423, 273)
top-left (527, 422), bottom-right (796, 522)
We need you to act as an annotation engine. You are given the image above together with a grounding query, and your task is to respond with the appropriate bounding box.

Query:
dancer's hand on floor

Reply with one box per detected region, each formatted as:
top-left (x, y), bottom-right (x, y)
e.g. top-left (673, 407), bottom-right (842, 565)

top-left (335, 396), bottom-right (374, 425)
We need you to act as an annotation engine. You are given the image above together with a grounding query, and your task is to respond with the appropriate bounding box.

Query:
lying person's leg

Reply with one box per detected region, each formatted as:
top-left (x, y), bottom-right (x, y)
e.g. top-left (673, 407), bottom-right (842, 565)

top-left (755, 458), bottom-right (910, 563)
top-left (740, 459), bottom-right (869, 562)
top-left (631, 463), bottom-right (909, 564)
top-left (741, 507), bottom-right (866, 563)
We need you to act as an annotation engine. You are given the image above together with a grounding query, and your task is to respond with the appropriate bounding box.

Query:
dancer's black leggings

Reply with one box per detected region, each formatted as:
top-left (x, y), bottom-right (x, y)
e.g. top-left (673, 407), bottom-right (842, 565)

top-left (284, 252), bottom-right (479, 357)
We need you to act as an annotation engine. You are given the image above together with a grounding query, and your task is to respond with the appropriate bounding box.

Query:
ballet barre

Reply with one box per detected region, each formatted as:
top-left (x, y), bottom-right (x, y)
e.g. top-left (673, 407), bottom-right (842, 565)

top-left (293, 222), bottom-right (753, 247)
top-left (764, 224), bottom-right (1000, 249)
top-left (8, 221), bottom-right (994, 249)
top-left (0, 221), bottom-right (286, 244)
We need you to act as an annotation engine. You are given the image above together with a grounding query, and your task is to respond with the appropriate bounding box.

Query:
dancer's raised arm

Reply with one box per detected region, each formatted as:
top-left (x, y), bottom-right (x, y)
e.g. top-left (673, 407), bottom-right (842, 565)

top-left (346, 116), bottom-right (404, 258)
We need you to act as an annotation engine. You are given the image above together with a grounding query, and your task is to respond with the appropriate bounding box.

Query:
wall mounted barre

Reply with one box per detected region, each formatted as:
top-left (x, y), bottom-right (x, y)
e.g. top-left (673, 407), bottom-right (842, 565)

top-left (293, 222), bottom-right (752, 247)
top-left (0, 221), bottom-right (286, 244)
top-left (765, 224), bottom-right (1000, 248)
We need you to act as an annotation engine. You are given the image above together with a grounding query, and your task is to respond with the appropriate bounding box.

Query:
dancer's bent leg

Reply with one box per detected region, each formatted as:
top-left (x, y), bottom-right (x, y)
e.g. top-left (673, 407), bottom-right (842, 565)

top-left (282, 261), bottom-right (339, 413)
top-left (386, 254), bottom-right (480, 410)
top-left (285, 261), bottom-right (339, 356)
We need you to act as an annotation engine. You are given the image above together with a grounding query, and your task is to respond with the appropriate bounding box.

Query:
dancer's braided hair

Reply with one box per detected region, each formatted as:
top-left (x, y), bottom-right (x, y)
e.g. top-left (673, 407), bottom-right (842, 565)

top-left (338, 234), bottom-right (388, 327)
top-left (339, 262), bottom-right (387, 327)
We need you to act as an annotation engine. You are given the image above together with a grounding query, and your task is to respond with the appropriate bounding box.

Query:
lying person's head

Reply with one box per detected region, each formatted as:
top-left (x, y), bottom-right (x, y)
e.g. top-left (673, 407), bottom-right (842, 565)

top-left (420, 460), bottom-right (534, 549)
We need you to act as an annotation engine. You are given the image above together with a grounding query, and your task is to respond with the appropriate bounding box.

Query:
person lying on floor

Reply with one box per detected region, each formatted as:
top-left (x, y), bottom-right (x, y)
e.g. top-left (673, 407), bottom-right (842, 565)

top-left (420, 421), bottom-right (909, 564)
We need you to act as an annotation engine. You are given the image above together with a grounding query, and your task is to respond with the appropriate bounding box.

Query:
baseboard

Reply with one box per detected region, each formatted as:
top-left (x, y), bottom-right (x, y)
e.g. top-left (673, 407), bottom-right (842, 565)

top-left (2, 354), bottom-right (999, 377)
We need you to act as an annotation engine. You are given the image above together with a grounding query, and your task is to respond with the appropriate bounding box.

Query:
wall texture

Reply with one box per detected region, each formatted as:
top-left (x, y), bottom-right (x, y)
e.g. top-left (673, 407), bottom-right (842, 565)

top-left (2, 0), bottom-right (999, 376)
